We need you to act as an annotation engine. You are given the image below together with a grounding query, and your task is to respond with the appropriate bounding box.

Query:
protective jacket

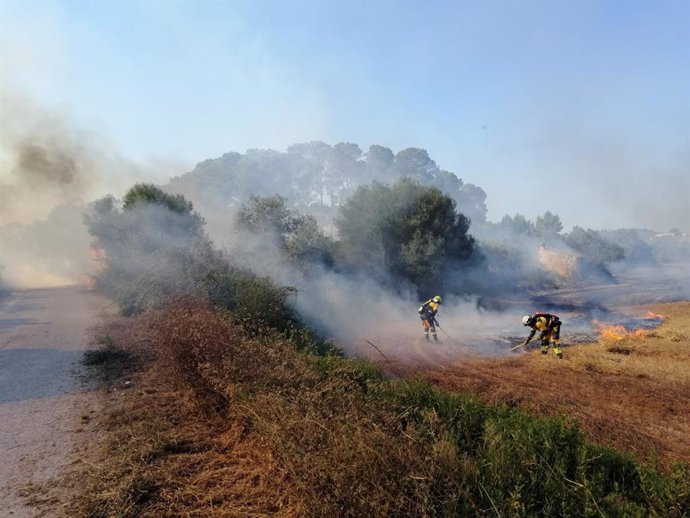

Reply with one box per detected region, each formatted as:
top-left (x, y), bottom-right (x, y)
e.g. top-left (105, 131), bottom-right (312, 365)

top-left (418, 298), bottom-right (441, 342)
top-left (525, 313), bottom-right (561, 344)
top-left (418, 299), bottom-right (440, 322)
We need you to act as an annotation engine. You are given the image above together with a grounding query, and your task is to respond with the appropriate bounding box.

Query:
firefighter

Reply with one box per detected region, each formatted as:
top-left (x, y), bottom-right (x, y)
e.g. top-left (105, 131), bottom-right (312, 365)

top-left (522, 313), bottom-right (563, 358)
top-left (418, 296), bottom-right (442, 342)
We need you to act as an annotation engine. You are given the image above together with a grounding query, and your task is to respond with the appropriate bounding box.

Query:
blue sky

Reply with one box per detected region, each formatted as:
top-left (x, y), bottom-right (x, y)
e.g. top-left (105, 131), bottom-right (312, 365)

top-left (1, 0), bottom-right (688, 230)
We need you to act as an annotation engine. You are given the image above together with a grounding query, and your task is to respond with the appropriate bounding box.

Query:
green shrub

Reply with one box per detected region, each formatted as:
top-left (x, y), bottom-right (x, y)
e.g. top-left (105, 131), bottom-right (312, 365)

top-left (203, 269), bottom-right (299, 331)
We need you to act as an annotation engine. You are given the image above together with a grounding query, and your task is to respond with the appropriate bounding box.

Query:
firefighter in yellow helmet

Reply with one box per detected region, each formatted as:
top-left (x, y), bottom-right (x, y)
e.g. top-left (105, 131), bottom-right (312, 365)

top-left (418, 296), bottom-right (442, 342)
top-left (521, 313), bottom-right (563, 358)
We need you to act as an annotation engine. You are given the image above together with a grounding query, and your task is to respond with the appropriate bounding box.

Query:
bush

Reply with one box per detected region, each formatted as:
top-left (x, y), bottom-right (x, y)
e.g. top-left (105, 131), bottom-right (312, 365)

top-left (86, 185), bottom-right (303, 333)
top-left (203, 269), bottom-right (299, 332)
top-left (336, 179), bottom-right (476, 294)
top-left (564, 226), bottom-right (625, 266)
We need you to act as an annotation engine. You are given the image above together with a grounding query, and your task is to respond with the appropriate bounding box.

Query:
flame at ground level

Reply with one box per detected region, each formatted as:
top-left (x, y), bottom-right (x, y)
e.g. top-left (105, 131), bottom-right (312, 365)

top-left (592, 320), bottom-right (647, 341)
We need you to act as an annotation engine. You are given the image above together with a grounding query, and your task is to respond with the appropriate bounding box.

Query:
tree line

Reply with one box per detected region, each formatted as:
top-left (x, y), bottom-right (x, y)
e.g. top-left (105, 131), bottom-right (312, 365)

top-left (85, 178), bottom-right (481, 317)
top-left (167, 141), bottom-right (489, 225)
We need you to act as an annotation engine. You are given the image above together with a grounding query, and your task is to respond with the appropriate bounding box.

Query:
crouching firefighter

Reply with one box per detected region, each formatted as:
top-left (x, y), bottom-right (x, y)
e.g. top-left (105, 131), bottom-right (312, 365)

top-left (418, 296), bottom-right (442, 342)
top-left (522, 313), bottom-right (563, 358)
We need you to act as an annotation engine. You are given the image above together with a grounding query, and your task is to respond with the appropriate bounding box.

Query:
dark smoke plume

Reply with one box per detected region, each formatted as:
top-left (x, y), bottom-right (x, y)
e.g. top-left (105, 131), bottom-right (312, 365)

top-left (0, 94), bottom-right (159, 288)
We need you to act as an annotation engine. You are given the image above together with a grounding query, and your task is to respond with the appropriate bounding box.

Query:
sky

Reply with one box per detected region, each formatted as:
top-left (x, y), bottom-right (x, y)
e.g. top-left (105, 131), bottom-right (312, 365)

top-left (1, 0), bottom-right (688, 231)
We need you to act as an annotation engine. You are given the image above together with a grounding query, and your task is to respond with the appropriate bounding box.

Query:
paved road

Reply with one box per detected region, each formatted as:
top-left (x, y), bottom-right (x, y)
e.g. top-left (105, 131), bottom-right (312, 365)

top-left (0, 287), bottom-right (113, 517)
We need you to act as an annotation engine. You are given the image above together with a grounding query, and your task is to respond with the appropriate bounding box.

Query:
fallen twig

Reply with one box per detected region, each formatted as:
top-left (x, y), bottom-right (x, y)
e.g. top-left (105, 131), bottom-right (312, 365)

top-left (364, 339), bottom-right (391, 364)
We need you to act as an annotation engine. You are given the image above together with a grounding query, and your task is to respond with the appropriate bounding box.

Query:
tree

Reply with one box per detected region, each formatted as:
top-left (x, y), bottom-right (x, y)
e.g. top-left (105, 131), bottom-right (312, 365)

top-left (392, 148), bottom-right (438, 184)
top-left (117, 183), bottom-right (205, 252)
top-left (237, 196), bottom-right (335, 268)
top-left (336, 179), bottom-right (475, 293)
top-left (535, 211), bottom-right (563, 241)
top-left (236, 149), bottom-right (300, 202)
top-left (432, 170), bottom-right (463, 195)
top-left (454, 184), bottom-right (488, 224)
top-left (123, 183), bottom-right (195, 214)
top-left (600, 229), bottom-right (655, 264)
top-left (166, 152), bottom-right (242, 213)
top-left (365, 145), bottom-right (395, 183)
top-left (324, 142), bottom-right (365, 206)
top-left (564, 226), bottom-right (625, 265)
top-left (85, 185), bottom-right (213, 311)
top-left (287, 141), bottom-right (333, 205)
top-left (237, 195), bottom-right (296, 235)
top-left (497, 213), bottom-right (536, 236)
top-left (161, 141), bottom-right (496, 231)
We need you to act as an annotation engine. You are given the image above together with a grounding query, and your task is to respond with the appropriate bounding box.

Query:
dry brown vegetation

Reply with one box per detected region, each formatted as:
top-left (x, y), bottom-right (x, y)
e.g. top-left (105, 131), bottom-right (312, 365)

top-left (70, 302), bottom-right (445, 517)
top-left (422, 302), bottom-right (690, 465)
top-left (69, 310), bottom-right (306, 517)
top-left (69, 299), bottom-right (690, 517)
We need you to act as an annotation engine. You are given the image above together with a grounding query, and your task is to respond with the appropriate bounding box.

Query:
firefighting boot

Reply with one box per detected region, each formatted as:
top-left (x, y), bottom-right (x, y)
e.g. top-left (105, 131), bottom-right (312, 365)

top-left (554, 346), bottom-right (563, 359)
top-left (432, 334), bottom-right (439, 343)
top-left (540, 345), bottom-right (549, 354)
top-left (425, 333), bottom-right (430, 342)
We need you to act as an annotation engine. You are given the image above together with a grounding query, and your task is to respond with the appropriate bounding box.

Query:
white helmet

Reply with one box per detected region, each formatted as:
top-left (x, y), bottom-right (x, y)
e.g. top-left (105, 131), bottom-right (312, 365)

top-left (522, 315), bottom-right (532, 326)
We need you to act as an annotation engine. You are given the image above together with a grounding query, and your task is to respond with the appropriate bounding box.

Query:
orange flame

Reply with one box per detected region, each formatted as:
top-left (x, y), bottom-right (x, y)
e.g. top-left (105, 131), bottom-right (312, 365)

top-left (592, 320), bottom-right (647, 341)
top-left (645, 311), bottom-right (665, 320)
top-left (78, 274), bottom-right (97, 290)
top-left (89, 245), bottom-right (108, 272)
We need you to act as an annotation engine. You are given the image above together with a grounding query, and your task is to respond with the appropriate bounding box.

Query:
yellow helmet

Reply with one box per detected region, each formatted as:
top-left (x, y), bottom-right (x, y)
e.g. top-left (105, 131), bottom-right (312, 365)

top-left (433, 295), bottom-right (442, 304)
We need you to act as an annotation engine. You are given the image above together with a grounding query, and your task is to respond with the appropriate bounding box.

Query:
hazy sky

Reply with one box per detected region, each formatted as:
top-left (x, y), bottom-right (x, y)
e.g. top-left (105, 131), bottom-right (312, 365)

top-left (1, 0), bottom-right (688, 230)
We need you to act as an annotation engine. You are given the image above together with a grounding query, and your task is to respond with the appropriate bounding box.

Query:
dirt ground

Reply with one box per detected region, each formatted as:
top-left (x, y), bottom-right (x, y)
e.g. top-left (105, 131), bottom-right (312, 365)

top-left (0, 287), bottom-right (115, 517)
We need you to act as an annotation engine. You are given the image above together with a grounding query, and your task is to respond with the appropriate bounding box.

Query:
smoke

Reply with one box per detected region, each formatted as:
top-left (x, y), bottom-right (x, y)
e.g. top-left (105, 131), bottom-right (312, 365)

top-left (510, 102), bottom-right (690, 232)
top-left (156, 146), bottom-right (686, 362)
top-left (199, 207), bottom-right (528, 361)
top-left (0, 94), bottom-right (182, 289)
top-left (1, 94), bottom-right (122, 223)
top-left (68, 138), bottom-right (690, 364)
top-left (238, 236), bottom-right (682, 362)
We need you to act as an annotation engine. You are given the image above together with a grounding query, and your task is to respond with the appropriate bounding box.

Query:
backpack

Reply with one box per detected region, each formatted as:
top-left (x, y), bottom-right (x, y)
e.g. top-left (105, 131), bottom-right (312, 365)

top-left (534, 312), bottom-right (559, 326)
top-left (533, 311), bottom-right (552, 320)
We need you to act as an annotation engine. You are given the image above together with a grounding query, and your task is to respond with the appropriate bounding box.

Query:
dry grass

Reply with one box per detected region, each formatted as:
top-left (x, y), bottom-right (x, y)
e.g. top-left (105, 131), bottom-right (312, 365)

top-left (68, 313), bottom-right (306, 518)
top-left (422, 301), bottom-right (690, 465)
top-left (144, 300), bottom-right (448, 517)
top-left (69, 301), bottom-right (441, 517)
top-left (69, 299), bottom-right (690, 517)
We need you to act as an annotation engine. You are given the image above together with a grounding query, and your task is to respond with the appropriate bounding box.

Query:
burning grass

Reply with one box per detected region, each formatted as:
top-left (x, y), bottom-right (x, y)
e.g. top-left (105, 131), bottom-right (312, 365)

top-left (423, 301), bottom-right (690, 466)
top-left (69, 299), bottom-right (689, 517)
top-left (594, 321), bottom-right (648, 341)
